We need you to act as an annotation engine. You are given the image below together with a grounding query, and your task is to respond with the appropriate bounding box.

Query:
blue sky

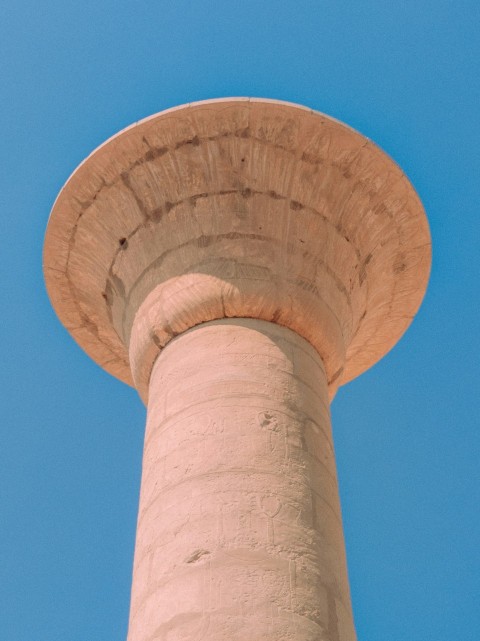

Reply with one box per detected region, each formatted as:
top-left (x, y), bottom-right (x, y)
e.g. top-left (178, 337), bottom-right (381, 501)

top-left (1, 1), bottom-right (479, 640)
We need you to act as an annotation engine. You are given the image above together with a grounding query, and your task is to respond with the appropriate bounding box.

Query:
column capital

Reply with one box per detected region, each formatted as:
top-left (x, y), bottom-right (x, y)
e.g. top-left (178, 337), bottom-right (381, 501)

top-left (44, 98), bottom-right (431, 402)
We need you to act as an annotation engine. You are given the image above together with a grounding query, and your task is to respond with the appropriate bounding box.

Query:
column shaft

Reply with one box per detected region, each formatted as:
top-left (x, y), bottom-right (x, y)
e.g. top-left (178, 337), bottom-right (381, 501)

top-left (127, 319), bottom-right (356, 641)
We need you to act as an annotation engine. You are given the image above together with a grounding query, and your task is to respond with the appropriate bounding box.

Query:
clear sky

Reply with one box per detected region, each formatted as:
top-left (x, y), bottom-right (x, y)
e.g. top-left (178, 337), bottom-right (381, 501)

top-left (1, 1), bottom-right (479, 640)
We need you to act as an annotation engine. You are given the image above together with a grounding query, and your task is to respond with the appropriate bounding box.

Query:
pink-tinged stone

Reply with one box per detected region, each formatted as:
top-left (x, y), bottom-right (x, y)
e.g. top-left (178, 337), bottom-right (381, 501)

top-left (43, 98), bottom-right (431, 400)
top-left (43, 98), bottom-right (431, 640)
top-left (128, 320), bottom-right (355, 641)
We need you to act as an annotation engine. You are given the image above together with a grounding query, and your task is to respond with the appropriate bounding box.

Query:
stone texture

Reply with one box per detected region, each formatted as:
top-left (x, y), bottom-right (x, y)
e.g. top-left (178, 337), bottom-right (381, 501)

top-left (128, 319), bottom-right (355, 641)
top-left (43, 98), bottom-right (431, 641)
top-left (43, 98), bottom-right (431, 401)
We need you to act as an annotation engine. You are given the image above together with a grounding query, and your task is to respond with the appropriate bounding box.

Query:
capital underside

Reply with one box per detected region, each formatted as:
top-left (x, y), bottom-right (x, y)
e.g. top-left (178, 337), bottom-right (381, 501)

top-left (44, 99), bottom-right (430, 400)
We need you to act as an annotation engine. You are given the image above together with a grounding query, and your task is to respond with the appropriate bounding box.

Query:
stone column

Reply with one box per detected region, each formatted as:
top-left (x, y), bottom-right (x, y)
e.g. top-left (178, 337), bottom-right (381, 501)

top-left (128, 319), bottom-right (355, 641)
top-left (43, 98), bottom-right (431, 641)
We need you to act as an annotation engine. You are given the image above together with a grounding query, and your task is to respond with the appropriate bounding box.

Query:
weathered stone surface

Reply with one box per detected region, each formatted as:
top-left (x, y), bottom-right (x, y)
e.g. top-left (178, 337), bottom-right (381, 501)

top-left (43, 98), bottom-right (431, 641)
top-left (43, 98), bottom-right (431, 401)
top-left (128, 320), bottom-right (356, 641)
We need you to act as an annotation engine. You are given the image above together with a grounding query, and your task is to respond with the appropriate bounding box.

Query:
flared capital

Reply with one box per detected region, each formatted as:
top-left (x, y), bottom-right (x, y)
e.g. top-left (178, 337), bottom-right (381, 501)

top-left (44, 98), bottom-right (431, 400)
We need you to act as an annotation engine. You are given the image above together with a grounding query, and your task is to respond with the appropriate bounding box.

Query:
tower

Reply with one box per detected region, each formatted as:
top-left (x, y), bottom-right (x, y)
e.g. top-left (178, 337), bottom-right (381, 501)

top-left (44, 98), bottom-right (430, 640)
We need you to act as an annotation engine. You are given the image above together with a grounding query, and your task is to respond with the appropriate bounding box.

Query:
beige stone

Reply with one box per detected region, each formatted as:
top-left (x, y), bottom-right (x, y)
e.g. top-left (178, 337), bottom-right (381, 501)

top-left (129, 319), bottom-right (354, 641)
top-left (43, 98), bottom-right (431, 640)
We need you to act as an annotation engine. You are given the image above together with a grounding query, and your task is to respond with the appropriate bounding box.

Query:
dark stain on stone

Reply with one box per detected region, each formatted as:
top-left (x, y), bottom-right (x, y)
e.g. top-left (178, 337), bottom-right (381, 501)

top-left (79, 311), bottom-right (100, 339)
top-left (268, 190), bottom-right (283, 200)
top-left (197, 235), bottom-right (213, 248)
top-left (176, 135), bottom-right (200, 149)
top-left (329, 367), bottom-right (344, 385)
top-left (185, 549), bottom-right (210, 564)
top-left (190, 193), bottom-right (208, 207)
top-left (359, 253), bottom-right (373, 285)
top-left (236, 126), bottom-right (250, 138)
top-left (294, 277), bottom-right (319, 296)
top-left (103, 279), bottom-right (114, 306)
top-left (290, 200), bottom-right (304, 211)
top-left (150, 207), bottom-right (163, 222)
top-left (120, 171), bottom-right (149, 220)
top-left (259, 412), bottom-right (274, 427)
top-left (163, 319), bottom-right (178, 340)
top-left (241, 188), bottom-right (252, 198)
top-left (72, 178), bottom-right (107, 215)
top-left (271, 309), bottom-right (282, 322)
top-left (110, 273), bottom-right (125, 299)
top-left (119, 237), bottom-right (128, 249)
top-left (151, 332), bottom-right (162, 349)
top-left (144, 146), bottom-right (168, 162)
top-left (301, 150), bottom-right (323, 165)
top-left (220, 290), bottom-right (226, 316)
top-left (284, 399), bottom-right (299, 415)
top-left (196, 230), bottom-right (265, 245)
